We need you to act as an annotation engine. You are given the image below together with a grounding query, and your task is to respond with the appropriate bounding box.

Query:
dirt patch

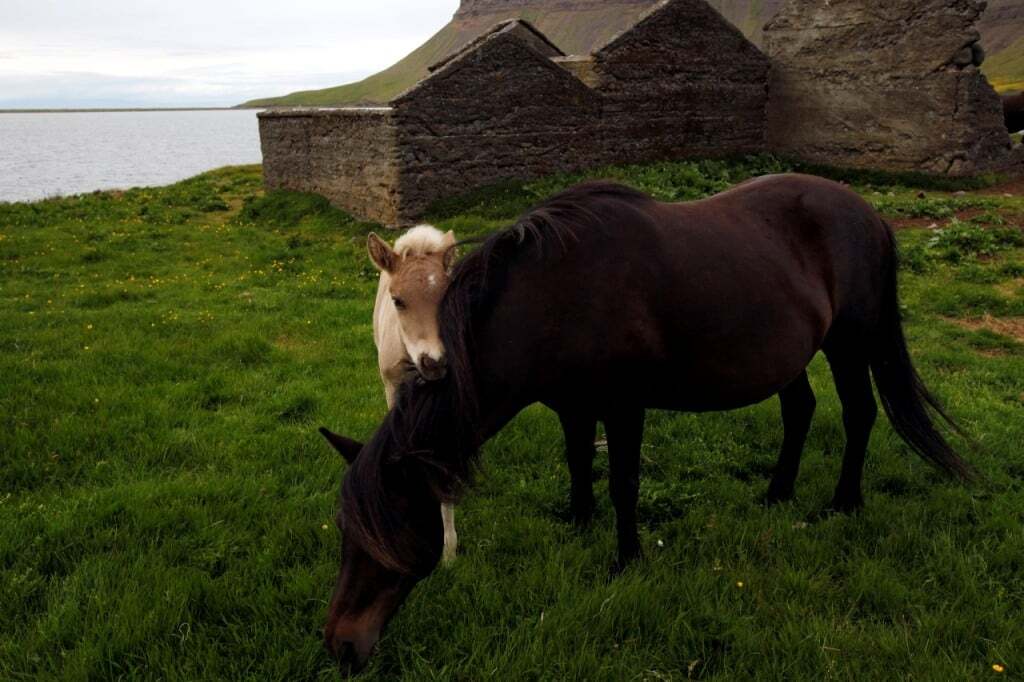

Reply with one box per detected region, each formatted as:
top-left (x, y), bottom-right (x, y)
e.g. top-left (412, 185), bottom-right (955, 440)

top-left (890, 208), bottom-right (998, 231)
top-left (946, 314), bottom-right (1024, 343)
top-left (980, 176), bottom-right (1024, 197)
top-left (897, 218), bottom-right (942, 231)
top-left (890, 206), bottom-right (1024, 231)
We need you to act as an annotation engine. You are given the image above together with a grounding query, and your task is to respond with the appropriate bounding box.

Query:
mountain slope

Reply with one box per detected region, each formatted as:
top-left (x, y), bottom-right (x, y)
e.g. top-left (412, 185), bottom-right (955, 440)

top-left (980, 0), bottom-right (1024, 91)
top-left (243, 0), bottom-right (1024, 107)
top-left (242, 0), bottom-right (660, 107)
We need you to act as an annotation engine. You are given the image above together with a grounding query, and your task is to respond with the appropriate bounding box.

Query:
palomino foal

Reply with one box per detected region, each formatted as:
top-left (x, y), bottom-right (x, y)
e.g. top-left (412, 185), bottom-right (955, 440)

top-left (367, 225), bottom-right (458, 563)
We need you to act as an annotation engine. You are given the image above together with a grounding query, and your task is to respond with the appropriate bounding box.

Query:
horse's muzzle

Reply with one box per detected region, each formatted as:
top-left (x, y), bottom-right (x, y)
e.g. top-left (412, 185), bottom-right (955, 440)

top-left (418, 354), bottom-right (447, 380)
top-left (325, 635), bottom-right (372, 677)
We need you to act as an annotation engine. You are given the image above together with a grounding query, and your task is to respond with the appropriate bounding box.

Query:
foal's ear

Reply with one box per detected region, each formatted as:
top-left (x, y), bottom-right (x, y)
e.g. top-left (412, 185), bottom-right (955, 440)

top-left (318, 427), bottom-right (363, 464)
top-left (367, 233), bottom-right (396, 273)
top-left (442, 232), bottom-right (458, 272)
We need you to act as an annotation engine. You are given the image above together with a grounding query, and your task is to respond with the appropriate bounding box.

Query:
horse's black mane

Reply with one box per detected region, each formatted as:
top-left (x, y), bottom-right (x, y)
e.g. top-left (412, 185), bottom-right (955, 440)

top-left (341, 181), bottom-right (654, 574)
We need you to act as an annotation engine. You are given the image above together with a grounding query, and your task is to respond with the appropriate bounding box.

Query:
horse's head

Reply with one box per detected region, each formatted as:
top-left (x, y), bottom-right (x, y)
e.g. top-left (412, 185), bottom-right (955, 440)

top-left (318, 427), bottom-right (444, 676)
top-left (368, 227), bottom-right (457, 381)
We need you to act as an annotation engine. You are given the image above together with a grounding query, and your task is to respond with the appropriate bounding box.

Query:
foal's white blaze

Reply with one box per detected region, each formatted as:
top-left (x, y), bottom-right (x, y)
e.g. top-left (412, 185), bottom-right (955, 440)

top-left (406, 339), bottom-right (444, 364)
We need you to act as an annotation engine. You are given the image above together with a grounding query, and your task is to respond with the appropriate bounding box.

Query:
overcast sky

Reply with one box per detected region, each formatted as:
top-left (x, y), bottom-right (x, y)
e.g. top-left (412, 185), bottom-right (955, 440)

top-left (0, 0), bottom-right (459, 108)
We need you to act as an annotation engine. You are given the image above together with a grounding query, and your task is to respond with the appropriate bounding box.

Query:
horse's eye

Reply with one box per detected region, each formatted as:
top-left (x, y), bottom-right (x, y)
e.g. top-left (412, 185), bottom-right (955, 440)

top-left (393, 297), bottom-right (406, 310)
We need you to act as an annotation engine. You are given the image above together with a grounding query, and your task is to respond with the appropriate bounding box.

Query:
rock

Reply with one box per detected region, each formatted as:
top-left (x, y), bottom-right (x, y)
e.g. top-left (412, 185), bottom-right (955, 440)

top-left (953, 46), bottom-right (974, 67)
top-left (972, 42), bottom-right (986, 66)
top-left (766, 0), bottom-right (1022, 177)
top-left (1004, 91), bottom-right (1024, 133)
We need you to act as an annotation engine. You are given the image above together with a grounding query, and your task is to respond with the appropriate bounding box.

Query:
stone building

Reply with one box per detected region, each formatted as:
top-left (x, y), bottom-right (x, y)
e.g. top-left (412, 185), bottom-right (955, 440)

top-left (259, 0), bottom-right (1020, 226)
top-left (260, 0), bottom-right (769, 226)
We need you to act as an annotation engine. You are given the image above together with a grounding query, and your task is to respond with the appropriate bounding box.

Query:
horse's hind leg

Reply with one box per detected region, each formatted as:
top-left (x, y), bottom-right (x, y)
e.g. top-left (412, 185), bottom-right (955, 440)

top-left (824, 350), bottom-right (878, 513)
top-left (557, 410), bottom-right (598, 526)
top-left (766, 371), bottom-right (816, 505)
top-left (605, 407), bottom-right (646, 571)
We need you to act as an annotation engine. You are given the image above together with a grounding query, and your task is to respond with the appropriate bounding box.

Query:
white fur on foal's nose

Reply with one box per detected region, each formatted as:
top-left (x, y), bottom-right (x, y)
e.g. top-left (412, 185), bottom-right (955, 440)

top-left (418, 353), bottom-right (447, 380)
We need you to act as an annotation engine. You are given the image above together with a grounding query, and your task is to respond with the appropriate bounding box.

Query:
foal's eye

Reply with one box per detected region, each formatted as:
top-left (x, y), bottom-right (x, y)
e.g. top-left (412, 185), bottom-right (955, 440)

top-left (392, 297), bottom-right (406, 310)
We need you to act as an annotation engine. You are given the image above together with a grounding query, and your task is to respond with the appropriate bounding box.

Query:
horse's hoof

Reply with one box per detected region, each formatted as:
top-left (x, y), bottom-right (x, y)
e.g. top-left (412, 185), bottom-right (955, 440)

top-left (808, 498), bottom-right (863, 522)
top-left (567, 496), bottom-right (594, 528)
top-left (608, 560), bottom-right (629, 580)
top-left (763, 486), bottom-right (795, 507)
top-left (826, 495), bottom-right (864, 515)
top-left (608, 550), bottom-right (642, 579)
top-left (571, 510), bottom-right (594, 528)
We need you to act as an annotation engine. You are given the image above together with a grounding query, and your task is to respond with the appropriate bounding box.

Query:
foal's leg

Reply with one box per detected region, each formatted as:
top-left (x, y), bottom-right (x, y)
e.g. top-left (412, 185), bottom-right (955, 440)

top-left (766, 371), bottom-right (816, 505)
top-left (825, 353), bottom-right (878, 513)
top-left (557, 411), bottom-right (598, 526)
top-left (605, 408), bottom-right (646, 571)
top-left (441, 503), bottom-right (457, 564)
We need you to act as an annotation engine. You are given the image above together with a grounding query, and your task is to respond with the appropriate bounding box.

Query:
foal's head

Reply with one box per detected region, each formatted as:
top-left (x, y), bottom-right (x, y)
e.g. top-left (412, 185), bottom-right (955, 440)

top-left (318, 427), bottom-right (445, 676)
top-left (368, 226), bottom-right (456, 380)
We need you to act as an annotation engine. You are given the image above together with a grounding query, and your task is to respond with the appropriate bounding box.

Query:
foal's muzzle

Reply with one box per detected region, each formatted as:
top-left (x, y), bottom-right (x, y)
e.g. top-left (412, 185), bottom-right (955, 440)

top-left (418, 354), bottom-right (447, 380)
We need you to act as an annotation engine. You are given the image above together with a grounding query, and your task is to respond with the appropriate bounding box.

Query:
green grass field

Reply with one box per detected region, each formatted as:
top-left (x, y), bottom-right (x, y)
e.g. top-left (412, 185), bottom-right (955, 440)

top-left (2, 159), bottom-right (1023, 680)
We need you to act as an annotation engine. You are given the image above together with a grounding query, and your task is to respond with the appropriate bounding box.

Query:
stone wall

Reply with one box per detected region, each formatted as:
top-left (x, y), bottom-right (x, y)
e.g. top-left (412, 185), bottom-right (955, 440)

top-left (591, 0), bottom-right (769, 164)
top-left (390, 21), bottom-right (603, 222)
top-left (258, 0), bottom-right (1024, 228)
top-left (259, 108), bottom-right (401, 225)
top-left (765, 0), bottom-right (1021, 176)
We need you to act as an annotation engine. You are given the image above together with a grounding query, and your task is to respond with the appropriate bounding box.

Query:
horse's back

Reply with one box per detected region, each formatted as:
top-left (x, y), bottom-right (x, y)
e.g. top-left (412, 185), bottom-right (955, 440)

top-left (480, 174), bottom-right (892, 413)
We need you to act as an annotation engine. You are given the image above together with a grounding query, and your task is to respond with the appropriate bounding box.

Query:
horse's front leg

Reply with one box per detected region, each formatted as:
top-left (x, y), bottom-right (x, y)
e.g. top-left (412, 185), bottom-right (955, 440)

top-left (557, 410), bottom-right (598, 526)
top-left (440, 503), bottom-right (457, 564)
top-left (605, 407), bottom-right (646, 572)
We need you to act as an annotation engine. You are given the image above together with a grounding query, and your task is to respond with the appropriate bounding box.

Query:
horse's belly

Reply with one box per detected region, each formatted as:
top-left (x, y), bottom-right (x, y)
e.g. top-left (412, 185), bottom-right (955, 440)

top-left (608, 314), bottom-right (825, 413)
top-left (639, 363), bottom-right (803, 413)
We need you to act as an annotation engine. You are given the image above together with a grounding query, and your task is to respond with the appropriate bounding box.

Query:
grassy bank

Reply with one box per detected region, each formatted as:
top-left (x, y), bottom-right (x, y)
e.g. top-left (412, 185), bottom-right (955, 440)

top-left (1, 160), bottom-right (1023, 680)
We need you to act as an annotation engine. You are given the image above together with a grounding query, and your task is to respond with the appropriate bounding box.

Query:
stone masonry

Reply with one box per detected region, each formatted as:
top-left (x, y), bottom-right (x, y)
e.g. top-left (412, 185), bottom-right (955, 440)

top-left (259, 0), bottom-right (1020, 226)
top-left (259, 0), bottom-right (769, 226)
top-left (765, 0), bottom-right (1021, 175)
top-left (260, 108), bottom-right (400, 224)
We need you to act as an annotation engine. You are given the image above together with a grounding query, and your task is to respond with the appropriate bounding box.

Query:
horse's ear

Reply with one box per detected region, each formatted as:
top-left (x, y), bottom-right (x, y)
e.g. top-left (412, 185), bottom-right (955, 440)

top-left (318, 427), bottom-right (363, 464)
top-left (367, 233), bottom-right (396, 273)
top-left (443, 237), bottom-right (458, 273)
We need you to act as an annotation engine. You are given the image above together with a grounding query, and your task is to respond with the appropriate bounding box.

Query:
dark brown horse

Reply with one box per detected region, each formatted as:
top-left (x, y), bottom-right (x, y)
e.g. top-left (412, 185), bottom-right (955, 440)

top-left (319, 175), bottom-right (970, 674)
top-left (1004, 92), bottom-right (1024, 134)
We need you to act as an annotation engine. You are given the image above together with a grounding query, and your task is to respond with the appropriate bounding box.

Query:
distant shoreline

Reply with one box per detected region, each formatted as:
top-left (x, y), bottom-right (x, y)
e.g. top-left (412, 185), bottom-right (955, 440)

top-left (0, 107), bottom-right (251, 114)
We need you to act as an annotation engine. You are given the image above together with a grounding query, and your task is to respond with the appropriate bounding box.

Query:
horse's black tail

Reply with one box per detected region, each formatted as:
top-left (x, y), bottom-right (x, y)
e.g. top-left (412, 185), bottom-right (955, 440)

top-left (870, 223), bottom-right (973, 481)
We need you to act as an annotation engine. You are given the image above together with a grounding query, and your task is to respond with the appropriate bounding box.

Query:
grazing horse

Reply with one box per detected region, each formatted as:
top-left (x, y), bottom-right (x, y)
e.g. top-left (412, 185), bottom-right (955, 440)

top-left (366, 225), bottom-right (458, 563)
top-left (320, 176), bottom-right (970, 674)
top-left (1003, 92), bottom-right (1024, 134)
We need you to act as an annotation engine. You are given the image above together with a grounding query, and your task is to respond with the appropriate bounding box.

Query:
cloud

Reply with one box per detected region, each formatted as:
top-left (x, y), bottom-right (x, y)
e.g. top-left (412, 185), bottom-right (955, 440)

top-left (0, 0), bottom-right (458, 107)
top-left (0, 69), bottom-right (373, 109)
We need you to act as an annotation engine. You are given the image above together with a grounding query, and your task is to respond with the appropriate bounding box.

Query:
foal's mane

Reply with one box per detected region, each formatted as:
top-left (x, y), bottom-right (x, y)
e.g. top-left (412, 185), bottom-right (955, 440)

top-left (342, 181), bottom-right (654, 574)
